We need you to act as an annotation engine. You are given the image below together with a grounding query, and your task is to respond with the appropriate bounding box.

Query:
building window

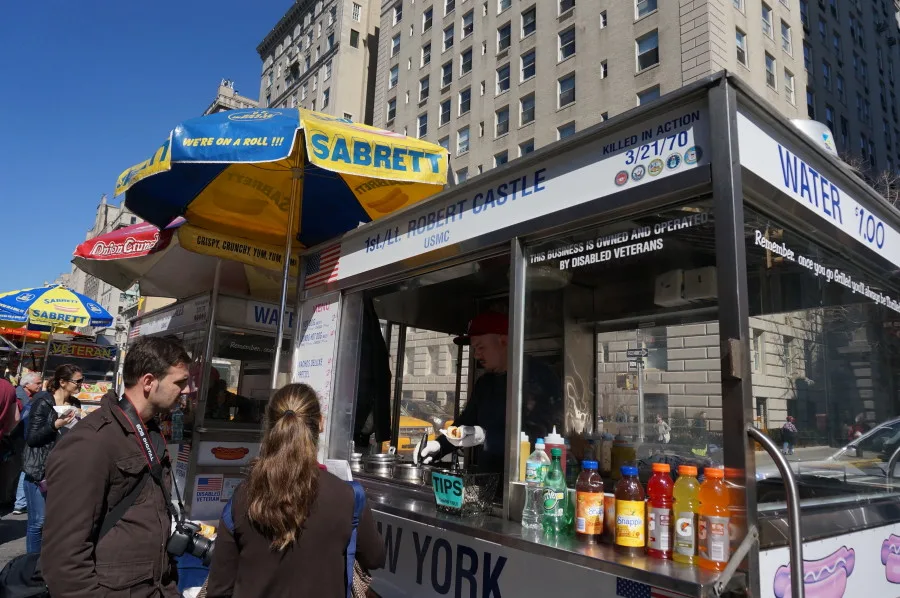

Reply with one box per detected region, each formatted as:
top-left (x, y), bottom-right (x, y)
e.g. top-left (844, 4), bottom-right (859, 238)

top-left (420, 76), bottom-right (430, 101)
top-left (636, 30), bottom-right (659, 72)
top-left (422, 42), bottom-right (432, 66)
top-left (521, 94), bottom-right (535, 124)
top-left (496, 106), bottom-right (510, 136)
top-left (457, 48), bottom-right (471, 75)
top-left (807, 88), bottom-right (815, 118)
top-left (558, 73), bottom-right (576, 107)
top-left (560, 0), bottom-right (575, 13)
top-left (440, 99), bottom-right (451, 125)
top-left (762, 3), bottom-right (773, 38)
top-left (322, 87), bottom-right (330, 108)
top-left (799, 0), bottom-right (808, 27)
top-left (301, 84), bottom-right (308, 100)
top-left (499, 0), bottom-right (511, 11)
top-left (784, 69), bottom-right (795, 104)
top-left (418, 113), bottom-right (428, 138)
top-left (460, 11), bottom-right (474, 38)
top-left (497, 63), bottom-right (511, 93)
top-left (736, 29), bottom-right (748, 67)
top-left (733, 0), bottom-right (744, 10)
top-left (558, 121), bottom-right (576, 139)
top-left (387, 97), bottom-right (397, 121)
top-left (329, 5), bottom-right (336, 25)
top-left (521, 50), bottom-right (536, 80)
top-left (637, 85), bottom-right (660, 105)
top-left (600, 10), bottom-right (607, 28)
top-left (498, 22), bottom-right (511, 52)
top-left (389, 65), bottom-right (399, 88)
top-left (837, 74), bottom-right (845, 101)
top-left (559, 27), bottom-right (576, 61)
top-left (522, 6), bottom-right (537, 37)
top-left (803, 42), bottom-right (811, 71)
top-left (311, 99), bottom-right (316, 110)
top-left (822, 61), bottom-right (831, 89)
top-left (439, 136), bottom-right (450, 150)
top-left (825, 105), bottom-right (835, 131)
top-left (444, 24), bottom-right (454, 50)
top-left (458, 126), bottom-right (470, 154)
top-left (520, 139), bottom-right (535, 155)
top-left (495, 151), bottom-right (509, 166)
top-left (353, 2), bottom-right (362, 21)
top-left (459, 87), bottom-right (472, 114)
top-left (393, 3), bottom-right (402, 24)
top-left (457, 167), bottom-right (468, 182)
top-left (636, 0), bottom-right (657, 18)
top-left (781, 21), bottom-right (792, 55)
top-left (765, 53), bottom-right (776, 88)
top-left (818, 18), bottom-right (826, 41)
top-left (445, 0), bottom-right (455, 15)
top-left (600, 59), bottom-right (608, 79)
top-left (833, 32), bottom-right (842, 60)
top-left (392, 34), bottom-right (401, 56)
top-left (424, 7), bottom-right (433, 31)
top-left (442, 61), bottom-right (453, 87)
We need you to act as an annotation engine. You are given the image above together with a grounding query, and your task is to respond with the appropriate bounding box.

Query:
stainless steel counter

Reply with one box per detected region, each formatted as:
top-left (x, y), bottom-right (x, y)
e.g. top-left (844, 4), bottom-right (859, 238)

top-left (356, 474), bottom-right (739, 597)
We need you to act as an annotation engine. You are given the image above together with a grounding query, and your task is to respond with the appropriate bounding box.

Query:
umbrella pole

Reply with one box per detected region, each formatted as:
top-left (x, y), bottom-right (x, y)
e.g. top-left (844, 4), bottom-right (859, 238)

top-left (271, 165), bottom-right (303, 391)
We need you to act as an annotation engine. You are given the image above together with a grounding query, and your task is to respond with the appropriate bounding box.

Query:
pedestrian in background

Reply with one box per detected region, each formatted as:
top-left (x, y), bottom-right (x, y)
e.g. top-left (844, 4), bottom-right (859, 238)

top-left (206, 383), bottom-right (385, 598)
top-left (656, 413), bottom-right (671, 444)
top-left (42, 337), bottom-right (191, 597)
top-left (782, 416), bottom-right (798, 455)
top-left (21, 365), bottom-right (81, 553)
top-left (11, 372), bottom-right (41, 515)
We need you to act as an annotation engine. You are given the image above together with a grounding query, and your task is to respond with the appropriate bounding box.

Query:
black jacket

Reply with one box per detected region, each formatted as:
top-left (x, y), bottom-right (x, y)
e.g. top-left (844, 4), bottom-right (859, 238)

top-left (23, 392), bottom-right (79, 482)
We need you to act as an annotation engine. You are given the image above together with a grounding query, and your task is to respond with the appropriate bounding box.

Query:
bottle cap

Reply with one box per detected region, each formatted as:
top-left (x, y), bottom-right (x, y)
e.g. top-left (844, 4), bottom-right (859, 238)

top-left (546, 426), bottom-right (564, 445)
top-left (551, 448), bottom-right (562, 457)
top-left (582, 460), bottom-right (598, 470)
top-left (621, 465), bottom-right (638, 476)
top-left (705, 467), bottom-right (724, 478)
top-left (724, 467), bottom-right (744, 479)
top-left (677, 465), bottom-right (698, 476)
top-left (535, 438), bottom-right (545, 446)
top-left (651, 463), bottom-right (671, 473)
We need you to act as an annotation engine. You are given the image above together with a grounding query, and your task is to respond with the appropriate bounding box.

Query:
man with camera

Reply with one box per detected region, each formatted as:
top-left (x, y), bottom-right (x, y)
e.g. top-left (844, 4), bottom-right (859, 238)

top-left (42, 337), bottom-right (191, 597)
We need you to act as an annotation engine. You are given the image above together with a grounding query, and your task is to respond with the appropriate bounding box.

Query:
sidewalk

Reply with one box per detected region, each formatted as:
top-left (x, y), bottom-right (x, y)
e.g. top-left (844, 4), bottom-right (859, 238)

top-left (0, 509), bottom-right (27, 568)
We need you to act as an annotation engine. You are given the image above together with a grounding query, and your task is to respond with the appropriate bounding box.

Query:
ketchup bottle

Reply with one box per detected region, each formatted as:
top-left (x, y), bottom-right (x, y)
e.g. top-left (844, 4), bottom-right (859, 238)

top-left (646, 462), bottom-right (674, 559)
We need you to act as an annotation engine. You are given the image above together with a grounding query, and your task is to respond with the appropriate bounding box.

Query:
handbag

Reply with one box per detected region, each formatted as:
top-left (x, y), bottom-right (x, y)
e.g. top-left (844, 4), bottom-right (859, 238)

top-left (346, 481), bottom-right (372, 598)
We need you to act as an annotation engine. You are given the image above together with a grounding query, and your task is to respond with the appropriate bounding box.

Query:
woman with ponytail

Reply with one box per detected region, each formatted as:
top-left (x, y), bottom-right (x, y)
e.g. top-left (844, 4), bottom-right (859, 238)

top-left (206, 383), bottom-right (384, 598)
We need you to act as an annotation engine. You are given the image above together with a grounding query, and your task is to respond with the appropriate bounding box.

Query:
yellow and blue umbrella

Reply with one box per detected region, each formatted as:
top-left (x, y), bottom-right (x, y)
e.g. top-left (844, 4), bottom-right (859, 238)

top-left (0, 285), bottom-right (113, 328)
top-left (116, 108), bottom-right (449, 247)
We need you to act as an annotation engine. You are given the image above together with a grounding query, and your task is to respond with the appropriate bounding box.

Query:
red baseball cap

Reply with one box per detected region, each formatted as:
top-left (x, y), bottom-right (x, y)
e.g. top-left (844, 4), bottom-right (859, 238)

top-left (453, 311), bottom-right (509, 345)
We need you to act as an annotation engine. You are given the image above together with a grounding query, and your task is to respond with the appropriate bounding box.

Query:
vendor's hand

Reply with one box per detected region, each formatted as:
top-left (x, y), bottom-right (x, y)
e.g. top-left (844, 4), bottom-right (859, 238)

top-left (414, 440), bottom-right (442, 464)
top-left (54, 411), bottom-right (76, 429)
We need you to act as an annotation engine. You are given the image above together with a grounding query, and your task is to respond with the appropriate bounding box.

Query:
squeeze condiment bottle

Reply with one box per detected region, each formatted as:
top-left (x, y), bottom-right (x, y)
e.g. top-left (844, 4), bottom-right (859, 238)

top-left (673, 465), bottom-right (700, 565)
top-left (646, 463), bottom-right (674, 559)
top-left (697, 467), bottom-right (730, 571)
top-left (545, 426), bottom-right (566, 475)
top-left (575, 460), bottom-right (603, 543)
top-left (614, 465), bottom-right (646, 556)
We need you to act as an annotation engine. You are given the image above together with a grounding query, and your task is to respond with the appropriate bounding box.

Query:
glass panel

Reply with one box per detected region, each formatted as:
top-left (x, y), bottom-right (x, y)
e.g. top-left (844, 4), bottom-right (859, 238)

top-left (523, 200), bottom-right (720, 491)
top-left (745, 206), bottom-right (900, 510)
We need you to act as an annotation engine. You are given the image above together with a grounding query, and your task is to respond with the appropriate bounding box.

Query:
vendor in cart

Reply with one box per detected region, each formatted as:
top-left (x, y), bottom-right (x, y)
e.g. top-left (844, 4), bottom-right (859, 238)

top-left (415, 311), bottom-right (561, 475)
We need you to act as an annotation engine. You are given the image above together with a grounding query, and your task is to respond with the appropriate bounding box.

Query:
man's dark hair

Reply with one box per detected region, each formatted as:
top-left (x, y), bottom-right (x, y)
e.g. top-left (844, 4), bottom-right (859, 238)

top-left (123, 336), bottom-right (191, 387)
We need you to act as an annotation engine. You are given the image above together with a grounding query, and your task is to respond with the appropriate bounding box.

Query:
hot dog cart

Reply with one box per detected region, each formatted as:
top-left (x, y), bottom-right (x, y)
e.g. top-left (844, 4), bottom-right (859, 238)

top-left (287, 73), bottom-right (900, 597)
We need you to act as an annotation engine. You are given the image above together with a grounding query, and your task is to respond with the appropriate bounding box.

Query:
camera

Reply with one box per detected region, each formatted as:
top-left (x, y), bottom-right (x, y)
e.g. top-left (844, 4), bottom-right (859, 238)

top-left (167, 520), bottom-right (215, 566)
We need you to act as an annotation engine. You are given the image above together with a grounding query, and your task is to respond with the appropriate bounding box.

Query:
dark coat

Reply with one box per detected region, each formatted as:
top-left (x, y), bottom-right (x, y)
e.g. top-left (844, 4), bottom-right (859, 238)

top-left (41, 394), bottom-right (179, 598)
top-left (22, 392), bottom-right (79, 482)
top-left (206, 471), bottom-right (385, 598)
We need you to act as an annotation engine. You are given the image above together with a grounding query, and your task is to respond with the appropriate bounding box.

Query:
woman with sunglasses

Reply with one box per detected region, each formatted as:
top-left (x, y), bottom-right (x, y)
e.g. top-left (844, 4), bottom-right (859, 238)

top-left (21, 364), bottom-right (83, 554)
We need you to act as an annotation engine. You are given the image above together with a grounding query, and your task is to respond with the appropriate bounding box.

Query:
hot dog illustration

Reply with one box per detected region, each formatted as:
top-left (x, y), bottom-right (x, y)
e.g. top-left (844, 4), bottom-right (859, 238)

top-left (211, 446), bottom-right (250, 461)
top-left (881, 534), bottom-right (900, 583)
top-left (772, 546), bottom-right (855, 598)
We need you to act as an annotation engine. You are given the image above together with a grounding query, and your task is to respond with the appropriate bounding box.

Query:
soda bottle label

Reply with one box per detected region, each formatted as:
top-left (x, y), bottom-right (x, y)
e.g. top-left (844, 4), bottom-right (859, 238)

top-left (674, 512), bottom-right (697, 557)
top-left (615, 499), bottom-right (646, 547)
top-left (542, 489), bottom-right (565, 516)
top-left (647, 507), bottom-right (672, 551)
top-left (525, 461), bottom-right (540, 483)
top-left (576, 492), bottom-right (604, 535)
top-left (698, 515), bottom-right (730, 564)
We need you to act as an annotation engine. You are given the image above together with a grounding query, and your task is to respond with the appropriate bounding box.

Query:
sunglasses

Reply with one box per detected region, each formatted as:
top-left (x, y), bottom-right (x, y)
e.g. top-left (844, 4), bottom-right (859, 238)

top-left (68, 378), bottom-right (85, 386)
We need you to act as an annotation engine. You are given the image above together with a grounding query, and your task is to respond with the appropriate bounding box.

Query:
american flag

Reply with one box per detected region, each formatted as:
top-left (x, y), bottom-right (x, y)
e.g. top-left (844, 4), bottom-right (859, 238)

top-left (128, 323), bottom-right (140, 339)
top-left (616, 578), bottom-right (693, 598)
top-left (304, 243), bottom-right (341, 288)
top-left (196, 477), bottom-right (223, 493)
top-left (177, 444), bottom-right (191, 464)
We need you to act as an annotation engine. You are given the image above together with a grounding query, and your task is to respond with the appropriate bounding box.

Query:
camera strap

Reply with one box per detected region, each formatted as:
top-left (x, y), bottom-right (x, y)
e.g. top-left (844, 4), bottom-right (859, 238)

top-left (117, 396), bottom-right (182, 523)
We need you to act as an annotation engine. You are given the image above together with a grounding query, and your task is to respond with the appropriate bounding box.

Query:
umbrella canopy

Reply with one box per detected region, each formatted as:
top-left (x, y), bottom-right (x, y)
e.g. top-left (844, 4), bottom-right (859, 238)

top-left (0, 285), bottom-right (113, 328)
top-left (116, 108), bottom-right (448, 247)
top-left (72, 219), bottom-right (302, 300)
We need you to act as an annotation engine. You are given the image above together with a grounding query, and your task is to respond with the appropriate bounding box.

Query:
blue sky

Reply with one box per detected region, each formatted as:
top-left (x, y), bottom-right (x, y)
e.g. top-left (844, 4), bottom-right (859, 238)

top-left (0, 1), bottom-right (289, 291)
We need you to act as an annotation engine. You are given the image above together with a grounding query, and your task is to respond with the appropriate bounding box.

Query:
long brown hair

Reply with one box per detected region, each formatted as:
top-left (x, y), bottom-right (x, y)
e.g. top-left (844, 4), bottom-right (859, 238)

top-left (246, 383), bottom-right (322, 550)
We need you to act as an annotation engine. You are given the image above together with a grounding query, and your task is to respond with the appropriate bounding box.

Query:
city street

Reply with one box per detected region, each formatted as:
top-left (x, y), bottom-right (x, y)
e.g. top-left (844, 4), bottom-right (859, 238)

top-left (0, 510), bottom-right (27, 568)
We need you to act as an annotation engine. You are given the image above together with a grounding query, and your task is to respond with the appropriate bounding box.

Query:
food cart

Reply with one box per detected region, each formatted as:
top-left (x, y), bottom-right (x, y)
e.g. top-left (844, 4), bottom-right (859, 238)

top-left (283, 73), bottom-right (900, 597)
top-left (41, 334), bottom-right (117, 412)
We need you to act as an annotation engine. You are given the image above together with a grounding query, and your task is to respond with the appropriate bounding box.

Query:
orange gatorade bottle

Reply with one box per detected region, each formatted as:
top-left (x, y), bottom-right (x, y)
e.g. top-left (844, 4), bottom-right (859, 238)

top-left (724, 467), bottom-right (747, 558)
top-left (697, 468), bottom-right (730, 571)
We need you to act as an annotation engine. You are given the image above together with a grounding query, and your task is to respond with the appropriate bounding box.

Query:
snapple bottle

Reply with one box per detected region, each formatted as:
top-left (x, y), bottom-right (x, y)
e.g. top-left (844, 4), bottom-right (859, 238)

top-left (614, 465), bottom-right (646, 556)
top-left (646, 463), bottom-right (674, 559)
top-left (697, 468), bottom-right (730, 571)
top-left (575, 460), bottom-right (604, 543)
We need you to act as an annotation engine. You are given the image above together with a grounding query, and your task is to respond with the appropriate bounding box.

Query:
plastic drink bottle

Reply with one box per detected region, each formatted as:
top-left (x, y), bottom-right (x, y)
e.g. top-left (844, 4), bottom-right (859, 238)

top-left (724, 467), bottom-right (747, 558)
top-left (614, 465), bottom-right (646, 556)
top-left (525, 438), bottom-right (551, 483)
top-left (542, 448), bottom-right (568, 536)
top-left (673, 465), bottom-right (701, 565)
top-left (575, 460), bottom-right (604, 543)
top-left (697, 468), bottom-right (730, 571)
top-left (646, 462), bottom-right (674, 559)
top-left (519, 432), bottom-right (530, 482)
top-left (545, 427), bottom-right (567, 475)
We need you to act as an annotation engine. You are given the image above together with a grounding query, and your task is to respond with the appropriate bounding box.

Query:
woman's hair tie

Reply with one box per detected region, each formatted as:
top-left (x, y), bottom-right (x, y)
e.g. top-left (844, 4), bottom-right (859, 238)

top-left (283, 409), bottom-right (296, 417)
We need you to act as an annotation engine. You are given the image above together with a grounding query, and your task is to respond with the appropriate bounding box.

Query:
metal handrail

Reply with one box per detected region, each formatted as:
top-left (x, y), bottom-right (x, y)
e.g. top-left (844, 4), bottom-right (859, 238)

top-left (748, 426), bottom-right (805, 598)
top-left (887, 443), bottom-right (900, 486)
